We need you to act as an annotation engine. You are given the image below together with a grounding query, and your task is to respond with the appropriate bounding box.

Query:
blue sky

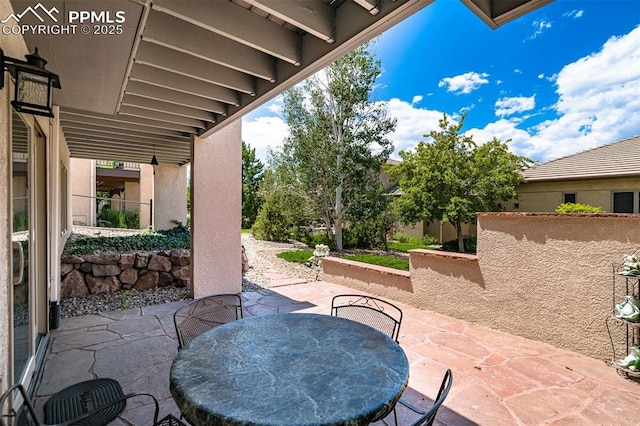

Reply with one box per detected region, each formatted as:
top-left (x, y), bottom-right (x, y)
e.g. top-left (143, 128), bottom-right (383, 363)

top-left (243, 0), bottom-right (640, 165)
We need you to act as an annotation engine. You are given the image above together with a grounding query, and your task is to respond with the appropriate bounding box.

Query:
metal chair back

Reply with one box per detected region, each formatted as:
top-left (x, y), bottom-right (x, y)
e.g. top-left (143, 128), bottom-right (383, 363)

top-left (0, 379), bottom-right (185, 426)
top-left (330, 294), bottom-right (403, 342)
top-left (173, 293), bottom-right (243, 349)
top-left (399, 369), bottom-right (453, 426)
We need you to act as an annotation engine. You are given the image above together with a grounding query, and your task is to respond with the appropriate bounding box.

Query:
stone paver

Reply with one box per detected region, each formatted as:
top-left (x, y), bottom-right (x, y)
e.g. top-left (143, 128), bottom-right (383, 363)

top-left (35, 279), bottom-right (640, 425)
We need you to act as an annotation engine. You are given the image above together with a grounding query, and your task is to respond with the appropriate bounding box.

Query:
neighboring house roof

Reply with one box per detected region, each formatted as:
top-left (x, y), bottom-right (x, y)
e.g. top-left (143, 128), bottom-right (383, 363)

top-left (522, 135), bottom-right (640, 182)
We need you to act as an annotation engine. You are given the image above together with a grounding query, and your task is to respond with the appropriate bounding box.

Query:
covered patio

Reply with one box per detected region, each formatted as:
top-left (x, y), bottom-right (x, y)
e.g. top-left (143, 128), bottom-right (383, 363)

top-left (34, 278), bottom-right (640, 425)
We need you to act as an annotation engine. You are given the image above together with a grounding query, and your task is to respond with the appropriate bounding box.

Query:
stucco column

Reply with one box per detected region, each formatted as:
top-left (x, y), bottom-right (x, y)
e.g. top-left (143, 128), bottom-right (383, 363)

top-left (153, 164), bottom-right (188, 230)
top-left (191, 120), bottom-right (242, 297)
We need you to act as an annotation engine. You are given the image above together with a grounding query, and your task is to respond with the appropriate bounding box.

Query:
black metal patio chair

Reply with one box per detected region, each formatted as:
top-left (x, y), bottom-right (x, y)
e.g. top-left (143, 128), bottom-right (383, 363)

top-left (173, 293), bottom-right (243, 349)
top-left (393, 368), bottom-right (453, 426)
top-left (0, 378), bottom-right (186, 426)
top-left (330, 294), bottom-right (403, 342)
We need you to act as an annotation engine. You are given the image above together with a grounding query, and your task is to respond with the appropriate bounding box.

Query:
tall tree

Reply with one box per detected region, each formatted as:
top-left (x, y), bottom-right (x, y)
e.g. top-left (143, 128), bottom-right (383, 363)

top-left (280, 44), bottom-right (396, 250)
top-left (242, 140), bottom-right (264, 228)
top-left (391, 114), bottom-right (530, 252)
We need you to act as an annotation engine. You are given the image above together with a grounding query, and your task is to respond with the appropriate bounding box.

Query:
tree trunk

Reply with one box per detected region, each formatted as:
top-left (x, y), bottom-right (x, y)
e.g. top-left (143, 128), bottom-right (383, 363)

top-left (335, 180), bottom-right (343, 251)
top-left (456, 222), bottom-right (465, 253)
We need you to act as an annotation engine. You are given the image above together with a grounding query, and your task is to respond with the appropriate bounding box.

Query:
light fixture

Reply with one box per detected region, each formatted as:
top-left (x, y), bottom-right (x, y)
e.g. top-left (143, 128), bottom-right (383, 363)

top-left (1, 47), bottom-right (61, 118)
top-left (150, 145), bottom-right (159, 166)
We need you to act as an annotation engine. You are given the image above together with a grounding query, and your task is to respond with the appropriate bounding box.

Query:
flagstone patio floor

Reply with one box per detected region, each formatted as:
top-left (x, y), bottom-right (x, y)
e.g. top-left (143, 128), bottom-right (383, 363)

top-left (34, 275), bottom-right (640, 425)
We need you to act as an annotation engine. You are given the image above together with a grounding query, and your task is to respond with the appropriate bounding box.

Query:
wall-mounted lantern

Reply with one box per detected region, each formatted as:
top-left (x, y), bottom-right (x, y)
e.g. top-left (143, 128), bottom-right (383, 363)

top-left (0, 47), bottom-right (61, 118)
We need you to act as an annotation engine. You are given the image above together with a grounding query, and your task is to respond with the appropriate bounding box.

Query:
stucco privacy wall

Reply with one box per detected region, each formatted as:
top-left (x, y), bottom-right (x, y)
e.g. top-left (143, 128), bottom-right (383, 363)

top-left (191, 120), bottom-right (241, 297)
top-left (324, 213), bottom-right (640, 359)
top-left (1, 0), bottom-right (28, 389)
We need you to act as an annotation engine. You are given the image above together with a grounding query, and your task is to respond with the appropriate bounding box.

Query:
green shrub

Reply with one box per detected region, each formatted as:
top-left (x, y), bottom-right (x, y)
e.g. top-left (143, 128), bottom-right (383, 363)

top-left (276, 249), bottom-right (314, 264)
top-left (301, 232), bottom-right (334, 250)
top-left (393, 231), bottom-right (409, 243)
top-left (555, 203), bottom-right (602, 213)
top-left (97, 207), bottom-right (122, 228)
top-left (121, 210), bottom-right (140, 229)
top-left (442, 235), bottom-right (477, 253)
top-left (423, 234), bottom-right (439, 245)
top-left (343, 254), bottom-right (409, 271)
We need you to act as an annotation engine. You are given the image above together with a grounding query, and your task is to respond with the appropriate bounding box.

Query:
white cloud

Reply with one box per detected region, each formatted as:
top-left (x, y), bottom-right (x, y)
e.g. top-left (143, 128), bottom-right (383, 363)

top-left (242, 115), bottom-right (289, 163)
top-left (466, 26), bottom-right (640, 162)
top-left (241, 27), bottom-right (640, 166)
top-left (495, 96), bottom-right (536, 117)
top-left (530, 19), bottom-right (552, 39)
top-left (564, 10), bottom-right (584, 19)
top-left (382, 98), bottom-right (443, 157)
top-left (411, 95), bottom-right (423, 105)
top-left (438, 72), bottom-right (489, 94)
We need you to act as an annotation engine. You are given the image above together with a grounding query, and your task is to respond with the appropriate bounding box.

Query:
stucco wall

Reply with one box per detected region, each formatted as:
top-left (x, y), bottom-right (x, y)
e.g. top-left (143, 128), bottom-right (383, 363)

top-left (322, 257), bottom-right (411, 296)
top-left (191, 121), bottom-right (241, 297)
top-left (512, 177), bottom-right (640, 213)
top-left (70, 158), bottom-right (95, 225)
top-left (324, 213), bottom-right (640, 360)
top-left (139, 164), bottom-right (153, 229)
top-left (153, 164), bottom-right (188, 230)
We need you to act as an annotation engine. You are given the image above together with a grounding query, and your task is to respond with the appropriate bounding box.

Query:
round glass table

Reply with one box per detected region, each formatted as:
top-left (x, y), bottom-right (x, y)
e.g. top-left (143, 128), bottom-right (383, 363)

top-left (170, 312), bottom-right (409, 426)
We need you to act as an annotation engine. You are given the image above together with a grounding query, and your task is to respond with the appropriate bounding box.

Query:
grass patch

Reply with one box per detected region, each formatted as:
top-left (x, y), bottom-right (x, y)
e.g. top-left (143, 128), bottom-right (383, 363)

top-left (343, 254), bottom-right (410, 271)
top-left (241, 228), bottom-right (252, 234)
top-left (387, 242), bottom-right (426, 252)
top-left (276, 250), bottom-right (314, 263)
top-left (64, 226), bottom-right (190, 256)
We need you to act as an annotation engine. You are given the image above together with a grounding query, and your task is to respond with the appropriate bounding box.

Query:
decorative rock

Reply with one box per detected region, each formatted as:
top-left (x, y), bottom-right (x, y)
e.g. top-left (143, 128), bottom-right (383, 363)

top-left (135, 254), bottom-right (149, 268)
top-left (61, 270), bottom-right (89, 298)
top-left (176, 278), bottom-right (190, 288)
top-left (60, 263), bottom-right (74, 276)
top-left (172, 265), bottom-right (190, 281)
top-left (134, 271), bottom-right (159, 291)
top-left (159, 272), bottom-right (174, 287)
top-left (83, 253), bottom-right (120, 265)
top-left (86, 275), bottom-right (121, 294)
top-left (61, 255), bottom-right (84, 264)
top-left (170, 249), bottom-right (190, 266)
top-left (120, 253), bottom-right (136, 270)
top-left (80, 262), bottom-right (93, 273)
top-left (91, 264), bottom-right (121, 277)
top-left (119, 268), bottom-right (138, 285)
top-left (148, 254), bottom-right (171, 272)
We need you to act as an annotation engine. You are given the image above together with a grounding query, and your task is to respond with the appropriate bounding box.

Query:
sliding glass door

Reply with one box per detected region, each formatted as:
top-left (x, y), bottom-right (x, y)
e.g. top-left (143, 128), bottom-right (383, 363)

top-left (11, 109), bottom-right (47, 386)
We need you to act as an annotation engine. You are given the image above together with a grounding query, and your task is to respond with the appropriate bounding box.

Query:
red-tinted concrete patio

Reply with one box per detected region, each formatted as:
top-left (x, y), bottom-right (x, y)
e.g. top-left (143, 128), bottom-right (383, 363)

top-left (34, 276), bottom-right (640, 425)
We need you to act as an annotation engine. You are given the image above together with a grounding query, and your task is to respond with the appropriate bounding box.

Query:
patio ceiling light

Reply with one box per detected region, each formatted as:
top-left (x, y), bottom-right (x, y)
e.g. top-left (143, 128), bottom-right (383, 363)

top-left (0, 47), bottom-right (61, 118)
top-left (150, 145), bottom-right (159, 166)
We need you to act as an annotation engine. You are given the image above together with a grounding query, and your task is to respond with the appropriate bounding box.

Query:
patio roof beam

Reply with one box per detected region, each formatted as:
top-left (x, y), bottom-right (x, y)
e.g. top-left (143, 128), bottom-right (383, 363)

top-left (61, 109), bottom-right (198, 133)
top-left (68, 148), bottom-right (190, 166)
top-left (65, 137), bottom-right (189, 154)
top-left (352, 0), bottom-right (380, 15)
top-left (125, 81), bottom-right (228, 115)
top-left (242, 0), bottom-right (335, 43)
top-left (119, 105), bottom-right (208, 129)
top-left (62, 126), bottom-right (190, 144)
top-left (61, 115), bottom-right (190, 140)
top-left (135, 42), bottom-right (257, 95)
top-left (121, 94), bottom-right (219, 121)
top-left (63, 131), bottom-right (190, 149)
top-left (143, 10), bottom-right (277, 82)
top-left (129, 64), bottom-right (240, 106)
top-left (152, 0), bottom-right (302, 65)
top-left (203, 0), bottom-right (434, 137)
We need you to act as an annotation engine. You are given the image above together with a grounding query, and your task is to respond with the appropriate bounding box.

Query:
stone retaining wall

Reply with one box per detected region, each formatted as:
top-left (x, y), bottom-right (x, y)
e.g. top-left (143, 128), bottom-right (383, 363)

top-left (60, 249), bottom-right (190, 298)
